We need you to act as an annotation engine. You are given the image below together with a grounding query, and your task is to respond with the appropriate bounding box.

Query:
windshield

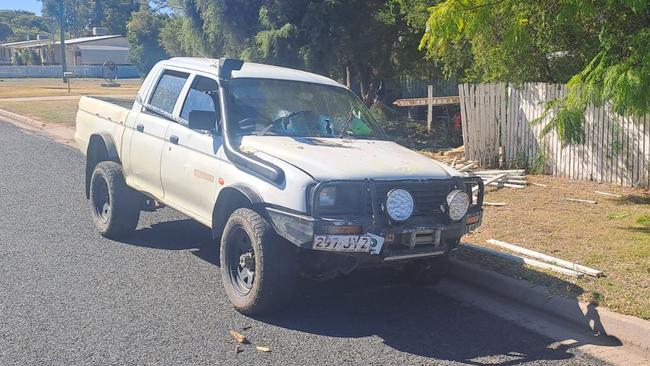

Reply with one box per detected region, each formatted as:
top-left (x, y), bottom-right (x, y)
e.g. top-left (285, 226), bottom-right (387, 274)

top-left (226, 78), bottom-right (386, 139)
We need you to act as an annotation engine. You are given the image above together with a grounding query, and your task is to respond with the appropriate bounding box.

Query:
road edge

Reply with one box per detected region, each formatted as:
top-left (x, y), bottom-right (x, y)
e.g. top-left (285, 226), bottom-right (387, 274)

top-left (448, 257), bottom-right (650, 352)
top-left (0, 107), bottom-right (76, 146)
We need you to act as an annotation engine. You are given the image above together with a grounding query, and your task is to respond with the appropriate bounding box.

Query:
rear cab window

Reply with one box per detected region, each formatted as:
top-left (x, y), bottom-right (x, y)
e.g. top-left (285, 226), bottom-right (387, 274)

top-left (148, 70), bottom-right (189, 115)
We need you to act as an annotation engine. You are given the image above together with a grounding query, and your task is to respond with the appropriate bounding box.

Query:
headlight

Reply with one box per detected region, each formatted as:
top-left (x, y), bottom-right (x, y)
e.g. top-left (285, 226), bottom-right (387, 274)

top-left (446, 190), bottom-right (470, 221)
top-left (385, 188), bottom-right (414, 221)
top-left (319, 186), bottom-right (336, 207)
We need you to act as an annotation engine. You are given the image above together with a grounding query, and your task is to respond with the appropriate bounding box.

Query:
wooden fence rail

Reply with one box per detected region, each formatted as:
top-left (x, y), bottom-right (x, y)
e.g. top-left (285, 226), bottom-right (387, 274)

top-left (459, 82), bottom-right (650, 188)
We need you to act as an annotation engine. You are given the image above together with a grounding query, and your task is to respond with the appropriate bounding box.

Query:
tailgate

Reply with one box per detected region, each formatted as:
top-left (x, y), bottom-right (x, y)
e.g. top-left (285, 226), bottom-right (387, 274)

top-left (74, 96), bottom-right (132, 155)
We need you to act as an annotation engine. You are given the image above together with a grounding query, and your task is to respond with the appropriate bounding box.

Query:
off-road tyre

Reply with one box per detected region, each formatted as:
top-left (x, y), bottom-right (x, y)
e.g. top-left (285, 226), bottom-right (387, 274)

top-left (220, 208), bottom-right (297, 315)
top-left (89, 161), bottom-right (141, 238)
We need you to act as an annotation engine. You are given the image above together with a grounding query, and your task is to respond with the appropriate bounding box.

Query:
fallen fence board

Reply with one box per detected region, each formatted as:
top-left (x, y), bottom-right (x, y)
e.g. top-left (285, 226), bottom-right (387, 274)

top-left (486, 239), bottom-right (603, 277)
top-left (393, 95), bottom-right (460, 107)
top-left (473, 173), bottom-right (508, 192)
top-left (564, 198), bottom-right (597, 204)
top-left (462, 243), bottom-right (583, 278)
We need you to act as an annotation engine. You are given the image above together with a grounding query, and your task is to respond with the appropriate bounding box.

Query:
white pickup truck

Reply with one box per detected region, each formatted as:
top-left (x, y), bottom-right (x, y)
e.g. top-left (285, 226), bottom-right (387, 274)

top-left (75, 58), bottom-right (484, 314)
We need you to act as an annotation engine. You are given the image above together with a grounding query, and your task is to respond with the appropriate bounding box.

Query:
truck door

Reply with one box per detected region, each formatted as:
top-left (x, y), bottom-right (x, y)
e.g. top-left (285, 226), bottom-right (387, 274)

top-left (161, 75), bottom-right (223, 223)
top-left (128, 69), bottom-right (189, 199)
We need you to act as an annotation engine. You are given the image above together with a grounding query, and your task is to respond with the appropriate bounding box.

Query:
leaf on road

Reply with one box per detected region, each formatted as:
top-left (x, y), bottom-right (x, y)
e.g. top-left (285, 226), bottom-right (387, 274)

top-left (229, 330), bottom-right (248, 344)
top-left (235, 345), bottom-right (243, 354)
top-left (256, 346), bottom-right (272, 353)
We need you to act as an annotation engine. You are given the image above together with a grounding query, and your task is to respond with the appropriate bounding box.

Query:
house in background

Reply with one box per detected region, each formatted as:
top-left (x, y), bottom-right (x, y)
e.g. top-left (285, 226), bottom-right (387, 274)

top-left (0, 36), bottom-right (51, 64)
top-left (0, 28), bottom-right (131, 66)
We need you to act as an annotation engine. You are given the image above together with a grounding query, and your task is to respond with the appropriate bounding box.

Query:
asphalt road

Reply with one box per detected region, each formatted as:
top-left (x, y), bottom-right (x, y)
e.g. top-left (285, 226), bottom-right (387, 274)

top-left (0, 121), bottom-right (609, 365)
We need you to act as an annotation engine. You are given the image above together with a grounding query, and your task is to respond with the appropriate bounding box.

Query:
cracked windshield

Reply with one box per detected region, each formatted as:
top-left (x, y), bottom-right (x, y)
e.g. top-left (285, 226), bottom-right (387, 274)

top-left (228, 79), bottom-right (386, 139)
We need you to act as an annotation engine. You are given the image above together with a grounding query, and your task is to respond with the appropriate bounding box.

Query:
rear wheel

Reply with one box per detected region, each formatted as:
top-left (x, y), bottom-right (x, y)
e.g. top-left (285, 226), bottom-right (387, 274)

top-left (89, 161), bottom-right (141, 238)
top-left (220, 208), bottom-right (297, 314)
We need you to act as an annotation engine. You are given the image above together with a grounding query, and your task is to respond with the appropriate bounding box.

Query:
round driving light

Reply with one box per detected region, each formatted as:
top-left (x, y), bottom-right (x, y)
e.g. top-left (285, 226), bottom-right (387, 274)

top-left (385, 188), bottom-right (414, 221)
top-left (446, 190), bottom-right (470, 221)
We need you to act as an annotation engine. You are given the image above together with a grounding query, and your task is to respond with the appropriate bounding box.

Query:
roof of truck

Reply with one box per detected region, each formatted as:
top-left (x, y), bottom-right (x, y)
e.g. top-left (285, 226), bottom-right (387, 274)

top-left (164, 57), bottom-right (345, 89)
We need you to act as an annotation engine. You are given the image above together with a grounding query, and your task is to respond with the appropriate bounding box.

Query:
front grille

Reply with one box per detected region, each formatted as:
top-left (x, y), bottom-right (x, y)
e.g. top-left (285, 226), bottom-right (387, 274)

top-left (375, 181), bottom-right (453, 217)
top-left (311, 179), bottom-right (461, 221)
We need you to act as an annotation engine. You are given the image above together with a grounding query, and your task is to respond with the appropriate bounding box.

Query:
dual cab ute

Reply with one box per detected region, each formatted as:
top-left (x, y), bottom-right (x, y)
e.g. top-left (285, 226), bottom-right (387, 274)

top-left (75, 58), bottom-right (484, 314)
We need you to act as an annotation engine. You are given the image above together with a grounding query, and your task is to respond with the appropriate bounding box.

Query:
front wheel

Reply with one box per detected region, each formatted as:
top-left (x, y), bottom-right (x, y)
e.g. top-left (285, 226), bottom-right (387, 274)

top-left (220, 208), bottom-right (297, 315)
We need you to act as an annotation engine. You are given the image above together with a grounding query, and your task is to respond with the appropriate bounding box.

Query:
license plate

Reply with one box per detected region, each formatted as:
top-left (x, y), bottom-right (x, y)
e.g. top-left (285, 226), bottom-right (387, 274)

top-left (313, 235), bottom-right (372, 253)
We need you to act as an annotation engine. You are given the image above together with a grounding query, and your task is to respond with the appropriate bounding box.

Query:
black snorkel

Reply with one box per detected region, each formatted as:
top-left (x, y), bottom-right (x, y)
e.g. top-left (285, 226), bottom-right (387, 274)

top-left (217, 58), bottom-right (285, 184)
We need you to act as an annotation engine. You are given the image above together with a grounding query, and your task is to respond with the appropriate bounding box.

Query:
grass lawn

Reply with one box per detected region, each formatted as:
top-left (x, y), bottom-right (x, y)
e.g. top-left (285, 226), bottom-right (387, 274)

top-left (0, 78), bottom-right (141, 98)
top-left (0, 99), bottom-right (80, 125)
top-left (460, 175), bottom-right (650, 319)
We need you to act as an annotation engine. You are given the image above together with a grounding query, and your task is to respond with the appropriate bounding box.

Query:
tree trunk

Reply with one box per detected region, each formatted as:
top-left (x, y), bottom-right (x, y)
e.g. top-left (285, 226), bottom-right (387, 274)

top-left (345, 66), bottom-right (351, 88)
top-left (356, 65), bottom-right (379, 106)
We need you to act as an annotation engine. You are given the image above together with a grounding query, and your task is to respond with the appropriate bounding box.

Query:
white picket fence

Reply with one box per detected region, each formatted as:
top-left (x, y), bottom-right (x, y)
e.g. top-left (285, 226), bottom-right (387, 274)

top-left (459, 83), bottom-right (650, 188)
top-left (0, 65), bottom-right (140, 78)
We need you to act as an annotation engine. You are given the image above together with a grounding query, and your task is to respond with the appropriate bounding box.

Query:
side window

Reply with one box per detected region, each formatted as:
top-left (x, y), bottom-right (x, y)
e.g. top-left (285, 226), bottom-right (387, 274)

top-left (149, 70), bottom-right (189, 114)
top-left (180, 76), bottom-right (220, 130)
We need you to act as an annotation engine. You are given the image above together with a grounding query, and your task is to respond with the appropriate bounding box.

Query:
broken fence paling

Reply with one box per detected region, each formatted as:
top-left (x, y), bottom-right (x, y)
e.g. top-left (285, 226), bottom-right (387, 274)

top-left (486, 239), bottom-right (602, 277)
top-left (564, 197), bottom-right (597, 204)
top-left (470, 169), bottom-right (527, 189)
top-left (462, 240), bottom-right (603, 278)
top-left (461, 243), bottom-right (584, 278)
top-left (429, 150), bottom-right (529, 191)
top-left (428, 146), bottom-right (528, 203)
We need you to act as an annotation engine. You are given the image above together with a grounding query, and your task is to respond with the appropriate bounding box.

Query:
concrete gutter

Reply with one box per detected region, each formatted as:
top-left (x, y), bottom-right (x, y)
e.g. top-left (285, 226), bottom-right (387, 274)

top-left (448, 258), bottom-right (650, 352)
top-left (0, 107), bottom-right (75, 146)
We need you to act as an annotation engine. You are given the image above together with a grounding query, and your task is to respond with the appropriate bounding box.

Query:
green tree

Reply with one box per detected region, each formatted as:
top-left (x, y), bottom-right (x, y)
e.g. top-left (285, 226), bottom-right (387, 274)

top-left (102, 0), bottom-right (140, 35)
top-left (166, 0), bottom-right (426, 104)
top-left (420, 0), bottom-right (650, 144)
top-left (41, 0), bottom-right (93, 38)
top-left (13, 49), bottom-right (42, 65)
top-left (40, 0), bottom-right (138, 37)
top-left (0, 10), bottom-right (49, 42)
top-left (126, 1), bottom-right (169, 75)
top-left (0, 22), bottom-right (12, 42)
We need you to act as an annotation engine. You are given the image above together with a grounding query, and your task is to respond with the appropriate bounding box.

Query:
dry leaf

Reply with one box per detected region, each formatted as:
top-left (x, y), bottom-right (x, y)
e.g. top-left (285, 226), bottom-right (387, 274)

top-left (229, 330), bottom-right (248, 344)
top-left (256, 346), bottom-right (272, 353)
top-left (234, 345), bottom-right (243, 354)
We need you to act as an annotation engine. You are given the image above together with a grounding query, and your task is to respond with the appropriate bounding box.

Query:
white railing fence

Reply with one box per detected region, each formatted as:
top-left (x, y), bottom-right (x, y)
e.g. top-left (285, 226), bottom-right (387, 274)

top-left (0, 65), bottom-right (140, 78)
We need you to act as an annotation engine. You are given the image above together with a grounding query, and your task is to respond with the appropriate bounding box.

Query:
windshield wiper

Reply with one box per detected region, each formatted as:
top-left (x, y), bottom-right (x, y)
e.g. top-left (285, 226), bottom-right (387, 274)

top-left (337, 110), bottom-right (355, 138)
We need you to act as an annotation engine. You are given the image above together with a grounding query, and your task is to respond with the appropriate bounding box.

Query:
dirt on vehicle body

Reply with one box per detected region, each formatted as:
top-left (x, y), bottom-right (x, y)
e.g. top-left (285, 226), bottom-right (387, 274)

top-left (75, 57), bottom-right (484, 314)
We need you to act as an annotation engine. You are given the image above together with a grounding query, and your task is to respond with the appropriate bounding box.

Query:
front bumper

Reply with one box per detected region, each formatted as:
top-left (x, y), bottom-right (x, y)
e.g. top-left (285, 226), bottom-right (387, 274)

top-left (266, 187), bottom-right (483, 262)
top-left (266, 207), bottom-right (483, 249)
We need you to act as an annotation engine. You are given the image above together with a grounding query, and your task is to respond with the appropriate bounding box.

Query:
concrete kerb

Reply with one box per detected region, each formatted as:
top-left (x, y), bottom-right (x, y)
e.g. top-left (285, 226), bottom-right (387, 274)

top-left (448, 257), bottom-right (650, 352)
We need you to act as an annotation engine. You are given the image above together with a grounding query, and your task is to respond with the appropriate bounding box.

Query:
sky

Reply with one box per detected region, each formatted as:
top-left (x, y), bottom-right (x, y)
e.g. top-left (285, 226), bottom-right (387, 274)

top-left (2, 0), bottom-right (42, 15)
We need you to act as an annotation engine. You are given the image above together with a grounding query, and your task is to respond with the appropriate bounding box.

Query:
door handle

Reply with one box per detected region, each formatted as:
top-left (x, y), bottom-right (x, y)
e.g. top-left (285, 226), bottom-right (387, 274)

top-left (136, 123), bottom-right (144, 132)
top-left (169, 135), bottom-right (179, 144)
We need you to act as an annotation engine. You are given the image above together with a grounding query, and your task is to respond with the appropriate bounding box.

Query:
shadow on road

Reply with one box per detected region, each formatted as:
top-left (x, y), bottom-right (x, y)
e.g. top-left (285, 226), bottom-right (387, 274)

top-left (118, 218), bottom-right (220, 265)
top-left (125, 219), bottom-right (211, 250)
top-left (117, 217), bottom-right (620, 365)
top-left (254, 270), bottom-right (581, 365)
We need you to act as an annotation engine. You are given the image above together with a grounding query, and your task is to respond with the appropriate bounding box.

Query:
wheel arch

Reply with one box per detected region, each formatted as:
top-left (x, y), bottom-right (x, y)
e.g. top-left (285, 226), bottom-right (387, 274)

top-left (211, 185), bottom-right (264, 241)
top-left (85, 133), bottom-right (120, 199)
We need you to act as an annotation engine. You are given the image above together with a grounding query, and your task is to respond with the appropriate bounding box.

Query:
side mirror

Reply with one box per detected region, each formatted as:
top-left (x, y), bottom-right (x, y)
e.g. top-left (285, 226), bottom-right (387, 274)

top-left (188, 110), bottom-right (218, 131)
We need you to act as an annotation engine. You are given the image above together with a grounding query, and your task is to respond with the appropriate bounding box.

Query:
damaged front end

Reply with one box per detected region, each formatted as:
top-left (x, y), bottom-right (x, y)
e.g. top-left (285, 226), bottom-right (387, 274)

top-left (266, 177), bottom-right (484, 279)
